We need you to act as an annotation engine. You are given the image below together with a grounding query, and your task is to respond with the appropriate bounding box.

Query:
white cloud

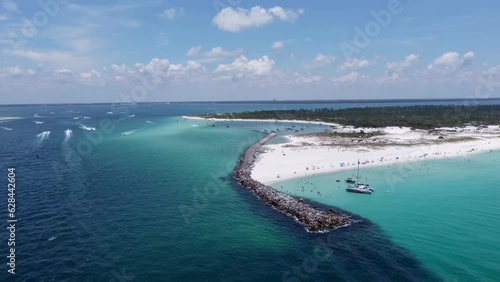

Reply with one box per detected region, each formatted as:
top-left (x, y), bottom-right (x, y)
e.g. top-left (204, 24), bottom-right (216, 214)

top-left (463, 51), bottom-right (475, 66)
top-left (168, 61), bottom-right (207, 78)
top-left (79, 69), bottom-right (106, 87)
top-left (187, 46), bottom-right (202, 57)
top-left (2, 0), bottom-right (18, 12)
top-left (432, 52), bottom-right (461, 67)
top-left (386, 54), bottom-right (419, 72)
top-left (204, 46), bottom-right (243, 58)
top-left (214, 55), bottom-right (275, 76)
top-left (333, 71), bottom-right (368, 85)
top-left (212, 6), bottom-right (304, 32)
top-left (271, 41), bottom-right (285, 50)
top-left (338, 58), bottom-right (374, 72)
top-left (134, 58), bottom-right (171, 79)
top-left (161, 7), bottom-right (184, 20)
top-left (294, 73), bottom-right (322, 84)
top-left (268, 7), bottom-right (304, 21)
top-left (313, 54), bottom-right (336, 67)
top-left (108, 58), bottom-right (207, 83)
top-left (427, 51), bottom-right (475, 72)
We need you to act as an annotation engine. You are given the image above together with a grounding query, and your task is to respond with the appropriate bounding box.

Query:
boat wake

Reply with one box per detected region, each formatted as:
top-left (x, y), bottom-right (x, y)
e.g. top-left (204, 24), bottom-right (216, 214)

top-left (121, 129), bottom-right (138, 136)
top-left (0, 126), bottom-right (13, 131)
top-left (63, 129), bottom-right (73, 143)
top-left (79, 124), bottom-right (96, 131)
top-left (35, 131), bottom-right (51, 145)
top-left (146, 120), bottom-right (155, 124)
top-left (34, 121), bottom-right (44, 124)
top-left (83, 116), bottom-right (91, 119)
top-left (191, 124), bottom-right (199, 127)
top-left (128, 115), bottom-right (136, 118)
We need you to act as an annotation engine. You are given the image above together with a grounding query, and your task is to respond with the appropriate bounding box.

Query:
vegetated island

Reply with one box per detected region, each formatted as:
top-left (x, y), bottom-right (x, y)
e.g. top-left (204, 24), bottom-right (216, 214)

top-left (187, 105), bottom-right (500, 231)
top-left (194, 105), bottom-right (500, 129)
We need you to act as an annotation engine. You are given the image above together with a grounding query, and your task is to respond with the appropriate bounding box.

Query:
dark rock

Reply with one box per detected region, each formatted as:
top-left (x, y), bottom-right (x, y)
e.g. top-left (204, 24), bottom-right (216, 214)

top-left (234, 133), bottom-right (355, 233)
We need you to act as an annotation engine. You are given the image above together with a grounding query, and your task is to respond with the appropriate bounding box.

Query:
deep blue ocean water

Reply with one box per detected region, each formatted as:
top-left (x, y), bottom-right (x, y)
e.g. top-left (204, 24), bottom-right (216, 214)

top-left (0, 100), bottom-right (499, 281)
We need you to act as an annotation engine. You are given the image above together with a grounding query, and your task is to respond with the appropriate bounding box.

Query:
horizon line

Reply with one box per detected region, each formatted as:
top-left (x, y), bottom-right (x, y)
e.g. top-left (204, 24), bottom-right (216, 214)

top-left (1, 97), bottom-right (500, 107)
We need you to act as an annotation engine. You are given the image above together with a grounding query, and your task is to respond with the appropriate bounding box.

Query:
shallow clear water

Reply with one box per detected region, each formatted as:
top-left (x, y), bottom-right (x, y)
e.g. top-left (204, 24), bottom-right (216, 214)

top-left (274, 153), bottom-right (500, 282)
top-left (0, 101), bottom-right (499, 281)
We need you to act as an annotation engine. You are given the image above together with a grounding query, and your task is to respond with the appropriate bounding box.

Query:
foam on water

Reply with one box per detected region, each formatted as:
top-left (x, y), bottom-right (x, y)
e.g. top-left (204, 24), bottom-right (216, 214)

top-left (34, 121), bottom-right (44, 124)
top-left (121, 129), bottom-right (138, 136)
top-left (0, 126), bottom-right (13, 130)
top-left (79, 124), bottom-right (96, 131)
top-left (64, 129), bottom-right (73, 143)
top-left (146, 120), bottom-right (154, 124)
top-left (35, 131), bottom-right (51, 145)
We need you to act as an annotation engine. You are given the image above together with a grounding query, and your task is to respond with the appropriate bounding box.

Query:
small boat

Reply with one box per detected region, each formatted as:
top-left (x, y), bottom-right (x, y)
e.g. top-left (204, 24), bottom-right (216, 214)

top-left (345, 169), bottom-right (356, 183)
top-left (345, 160), bottom-right (374, 195)
top-left (345, 177), bottom-right (356, 184)
top-left (346, 184), bottom-right (372, 194)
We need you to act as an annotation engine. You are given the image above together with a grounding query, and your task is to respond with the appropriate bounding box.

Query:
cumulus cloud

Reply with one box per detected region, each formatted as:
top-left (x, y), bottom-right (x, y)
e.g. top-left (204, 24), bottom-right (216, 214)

top-left (427, 51), bottom-right (475, 72)
top-left (214, 55), bottom-right (275, 76)
top-left (204, 46), bottom-right (243, 58)
top-left (462, 51), bottom-right (475, 66)
top-left (386, 54), bottom-right (419, 73)
top-left (167, 61), bottom-right (207, 79)
top-left (294, 73), bottom-right (322, 84)
top-left (313, 54), bottom-right (336, 67)
top-left (134, 58), bottom-right (171, 79)
top-left (213, 6), bottom-right (304, 32)
top-left (79, 69), bottom-right (106, 87)
top-left (332, 71), bottom-right (368, 85)
top-left (187, 46), bottom-right (202, 57)
top-left (108, 58), bottom-right (207, 83)
top-left (338, 58), bottom-right (374, 72)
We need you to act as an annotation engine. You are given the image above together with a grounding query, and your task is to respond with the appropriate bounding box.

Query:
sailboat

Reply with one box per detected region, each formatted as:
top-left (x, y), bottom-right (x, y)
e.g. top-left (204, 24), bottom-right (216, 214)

top-left (345, 160), bottom-right (374, 194)
top-left (345, 169), bottom-right (356, 184)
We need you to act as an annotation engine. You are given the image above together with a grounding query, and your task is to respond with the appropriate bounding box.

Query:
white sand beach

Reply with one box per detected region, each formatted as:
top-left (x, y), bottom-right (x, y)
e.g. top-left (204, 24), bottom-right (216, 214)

top-left (252, 125), bottom-right (500, 184)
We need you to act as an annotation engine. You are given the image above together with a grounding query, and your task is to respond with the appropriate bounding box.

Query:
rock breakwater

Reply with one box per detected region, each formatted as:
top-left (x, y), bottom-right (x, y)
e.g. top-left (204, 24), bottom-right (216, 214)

top-left (235, 133), bottom-right (355, 232)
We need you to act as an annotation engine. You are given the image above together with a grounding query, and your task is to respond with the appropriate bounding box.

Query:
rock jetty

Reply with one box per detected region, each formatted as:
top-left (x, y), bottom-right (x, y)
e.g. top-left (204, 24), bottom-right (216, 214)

top-left (235, 133), bottom-right (355, 232)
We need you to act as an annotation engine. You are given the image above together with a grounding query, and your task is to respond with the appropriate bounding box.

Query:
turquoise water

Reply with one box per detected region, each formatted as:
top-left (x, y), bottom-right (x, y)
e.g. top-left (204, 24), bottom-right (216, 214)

top-left (0, 101), bottom-right (499, 281)
top-left (274, 153), bottom-right (500, 282)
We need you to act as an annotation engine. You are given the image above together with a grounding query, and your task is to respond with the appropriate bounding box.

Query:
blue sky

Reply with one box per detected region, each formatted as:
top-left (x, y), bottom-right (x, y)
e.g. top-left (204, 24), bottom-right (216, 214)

top-left (1, 0), bottom-right (500, 104)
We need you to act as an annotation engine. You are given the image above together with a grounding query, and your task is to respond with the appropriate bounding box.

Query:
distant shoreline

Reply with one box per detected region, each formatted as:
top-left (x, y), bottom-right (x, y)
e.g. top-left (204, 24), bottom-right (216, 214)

top-left (2, 97), bottom-right (500, 107)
